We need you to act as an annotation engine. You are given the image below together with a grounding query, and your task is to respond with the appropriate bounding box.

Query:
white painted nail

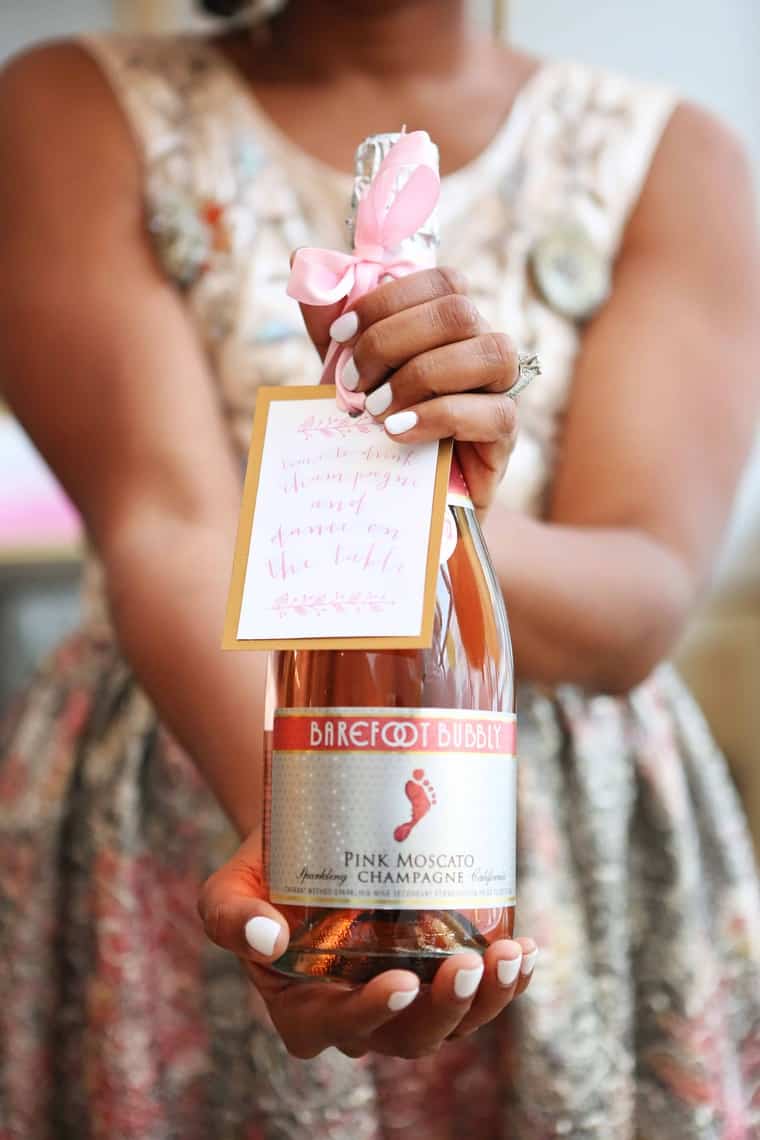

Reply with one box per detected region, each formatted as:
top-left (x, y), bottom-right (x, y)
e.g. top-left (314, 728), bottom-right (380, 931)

top-left (454, 963), bottom-right (484, 1000)
top-left (329, 310), bottom-right (359, 343)
top-left (387, 988), bottom-right (419, 1012)
top-left (385, 410), bottom-right (418, 436)
top-left (365, 382), bottom-right (393, 417)
top-left (342, 355), bottom-right (360, 391)
top-left (497, 955), bottom-right (522, 988)
top-left (520, 948), bottom-right (538, 977)
top-left (244, 915), bottom-right (281, 957)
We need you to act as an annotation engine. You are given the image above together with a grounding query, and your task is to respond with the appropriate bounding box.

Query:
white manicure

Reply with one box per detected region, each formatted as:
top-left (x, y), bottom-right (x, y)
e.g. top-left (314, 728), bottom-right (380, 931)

top-left (454, 963), bottom-right (484, 1000)
top-left (329, 310), bottom-right (359, 343)
top-left (387, 988), bottom-right (419, 1012)
top-left (244, 915), bottom-right (281, 957)
top-left (520, 948), bottom-right (538, 977)
top-left (385, 410), bottom-right (418, 436)
top-left (497, 955), bottom-right (522, 988)
top-left (342, 355), bottom-right (360, 391)
top-left (365, 382), bottom-right (393, 417)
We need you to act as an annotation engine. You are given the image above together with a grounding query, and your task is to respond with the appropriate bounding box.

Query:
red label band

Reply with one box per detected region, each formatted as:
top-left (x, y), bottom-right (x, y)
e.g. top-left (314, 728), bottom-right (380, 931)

top-left (274, 711), bottom-right (516, 755)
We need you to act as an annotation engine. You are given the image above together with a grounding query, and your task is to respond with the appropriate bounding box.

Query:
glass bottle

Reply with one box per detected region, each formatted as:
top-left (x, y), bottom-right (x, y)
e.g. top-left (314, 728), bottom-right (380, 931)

top-left (263, 134), bottom-right (516, 983)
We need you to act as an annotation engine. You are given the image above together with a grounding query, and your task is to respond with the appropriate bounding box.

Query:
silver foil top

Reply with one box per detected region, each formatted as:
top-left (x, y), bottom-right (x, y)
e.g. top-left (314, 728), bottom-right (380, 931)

top-left (348, 131), bottom-right (440, 260)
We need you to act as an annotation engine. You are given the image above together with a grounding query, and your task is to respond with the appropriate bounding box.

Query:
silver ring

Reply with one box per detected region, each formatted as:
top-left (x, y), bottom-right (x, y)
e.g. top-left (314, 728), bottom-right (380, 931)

top-left (509, 352), bottom-right (541, 399)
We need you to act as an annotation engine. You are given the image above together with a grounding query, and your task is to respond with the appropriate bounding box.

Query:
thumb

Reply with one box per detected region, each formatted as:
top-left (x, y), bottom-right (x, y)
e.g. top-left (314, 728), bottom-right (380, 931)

top-left (198, 838), bottom-right (290, 965)
top-left (299, 299), bottom-right (346, 362)
top-left (289, 249), bottom-right (346, 362)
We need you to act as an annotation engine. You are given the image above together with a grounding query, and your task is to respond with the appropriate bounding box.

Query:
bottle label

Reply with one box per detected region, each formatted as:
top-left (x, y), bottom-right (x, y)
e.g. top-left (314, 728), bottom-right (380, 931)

top-left (267, 707), bottom-right (517, 910)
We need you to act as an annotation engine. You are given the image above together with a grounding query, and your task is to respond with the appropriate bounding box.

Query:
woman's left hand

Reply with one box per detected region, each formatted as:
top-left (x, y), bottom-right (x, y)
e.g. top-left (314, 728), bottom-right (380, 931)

top-left (298, 267), bottom-right (520, 515)
top-left (199, 831), bottom-right (537, 1060)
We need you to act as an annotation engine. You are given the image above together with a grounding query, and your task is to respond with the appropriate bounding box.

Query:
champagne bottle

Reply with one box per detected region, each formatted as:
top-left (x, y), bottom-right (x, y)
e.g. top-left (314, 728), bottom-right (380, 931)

top-left (263, 133), bottom-right (516, 983)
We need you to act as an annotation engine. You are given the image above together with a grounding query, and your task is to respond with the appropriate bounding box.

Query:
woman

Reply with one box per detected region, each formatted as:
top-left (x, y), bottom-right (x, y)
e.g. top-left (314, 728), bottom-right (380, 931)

top-left (1, 1), bottom-right (759, 1137)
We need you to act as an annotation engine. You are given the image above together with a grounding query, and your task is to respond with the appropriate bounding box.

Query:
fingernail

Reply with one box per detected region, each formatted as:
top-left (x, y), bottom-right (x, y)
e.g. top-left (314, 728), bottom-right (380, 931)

top-left (387, 987), bottom-right (419, 1012)
top-left (330, 310), bottom-right (359, 343)
top-left (365, 382), bottom-right (393, 417)
top-left (497, 955), bottom-right (522, 988)
top-left (244, 915), bottom-right (281, 957)
top-left (385, 410), bottom-right (418, 436)
top-left (520, 947), bottom-right (538, 977)
top-left (454, 963), bottom-right (484, 1000)
top-left (342, 355), bottom-right (360, 391)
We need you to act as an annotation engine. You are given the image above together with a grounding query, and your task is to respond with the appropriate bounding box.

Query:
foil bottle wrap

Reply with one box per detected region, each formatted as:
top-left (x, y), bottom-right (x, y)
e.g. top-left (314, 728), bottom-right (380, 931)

top-left (348, 131), bottom-right (441, 265)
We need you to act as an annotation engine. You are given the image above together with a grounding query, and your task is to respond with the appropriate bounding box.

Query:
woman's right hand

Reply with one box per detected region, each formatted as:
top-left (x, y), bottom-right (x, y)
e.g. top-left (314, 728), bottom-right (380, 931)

top-left (199, 831), bottom-right (537, 1060)
top-left (296, 267), bottom-right (521, 518)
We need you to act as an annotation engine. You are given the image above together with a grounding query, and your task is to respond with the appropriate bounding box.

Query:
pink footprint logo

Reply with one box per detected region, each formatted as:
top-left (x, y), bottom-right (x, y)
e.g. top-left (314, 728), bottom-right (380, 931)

top-left (393, 768), bottom-right (437, 843)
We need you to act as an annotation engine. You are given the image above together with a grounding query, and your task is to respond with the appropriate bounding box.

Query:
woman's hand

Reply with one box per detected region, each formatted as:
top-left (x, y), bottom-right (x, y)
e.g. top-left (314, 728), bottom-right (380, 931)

top-left (199, 832), bottom-right (537, 1060)
top-left (298, 267), bottom-right (520, 514)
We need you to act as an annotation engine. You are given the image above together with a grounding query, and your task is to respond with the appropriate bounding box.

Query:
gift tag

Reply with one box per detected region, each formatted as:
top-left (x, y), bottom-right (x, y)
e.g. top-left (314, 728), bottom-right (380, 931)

top-left (224, 386), bottom-right (452, 650)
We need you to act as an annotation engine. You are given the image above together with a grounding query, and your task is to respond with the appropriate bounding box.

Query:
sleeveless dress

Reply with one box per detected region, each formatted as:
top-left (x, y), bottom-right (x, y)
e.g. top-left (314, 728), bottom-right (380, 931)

top-left (1, 34), bottom-right (759, 1140)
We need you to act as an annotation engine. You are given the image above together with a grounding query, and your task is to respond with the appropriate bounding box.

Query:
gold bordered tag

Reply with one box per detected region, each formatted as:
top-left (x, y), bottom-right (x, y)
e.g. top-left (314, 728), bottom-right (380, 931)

top-left (223, 386), bottom-right (452, 651)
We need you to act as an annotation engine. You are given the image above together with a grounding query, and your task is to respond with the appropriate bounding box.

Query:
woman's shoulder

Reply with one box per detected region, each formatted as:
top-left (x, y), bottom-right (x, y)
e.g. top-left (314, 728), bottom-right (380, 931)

top-left (0, 33), bottom-right (226, 155)
top-left (524, 51), bottom-right (747, 188)
top-left (0, 38), bottom-right (109, 123)
top-left (509, 52), bottom-right (750, 260)
top-left (0, 32), bottom-right (208, 100)
top-left (522, 52), bottom-right (679, 162)
top-left (0, 36), bottom-right (203, 286)
top-left (0, 39), bottom-right (144, 220)
top-left (553, 56), bottom-right (754, 241)
top-left (0, 34), bottom-right (199, 164)
top-left (1, 34), bottom-right (279, 297)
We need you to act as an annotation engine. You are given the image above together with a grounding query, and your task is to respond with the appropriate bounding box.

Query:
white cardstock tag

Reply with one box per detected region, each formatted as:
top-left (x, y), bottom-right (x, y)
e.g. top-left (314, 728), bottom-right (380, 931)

top-left (224, 387), bottom-right (452, 649)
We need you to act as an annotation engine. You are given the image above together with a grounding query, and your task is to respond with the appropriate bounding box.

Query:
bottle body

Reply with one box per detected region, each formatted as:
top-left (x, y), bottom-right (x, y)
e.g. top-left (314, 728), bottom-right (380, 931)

top-left (263, 502), bottom-right (515, 983)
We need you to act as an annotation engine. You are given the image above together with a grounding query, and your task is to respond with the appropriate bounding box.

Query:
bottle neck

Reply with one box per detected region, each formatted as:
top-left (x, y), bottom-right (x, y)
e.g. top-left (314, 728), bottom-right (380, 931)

top-left (350, 133), bottom-right (474, 511)
top-left (349, 131), bottom-right (440, 263)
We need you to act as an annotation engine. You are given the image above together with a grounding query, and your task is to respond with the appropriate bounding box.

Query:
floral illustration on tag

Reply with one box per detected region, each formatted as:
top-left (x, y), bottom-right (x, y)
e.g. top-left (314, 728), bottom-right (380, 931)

top-left (271, 591), bottom-right (396, 617)
top-left (393, 768), bottom-right (437, 842)
top-left (296, 413), bottom-right (379, 440)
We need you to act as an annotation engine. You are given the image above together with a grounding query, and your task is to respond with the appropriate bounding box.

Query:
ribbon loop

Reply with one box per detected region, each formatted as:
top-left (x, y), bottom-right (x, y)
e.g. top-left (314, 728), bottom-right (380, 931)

top-left (287, 131), bottom-right (440, 412)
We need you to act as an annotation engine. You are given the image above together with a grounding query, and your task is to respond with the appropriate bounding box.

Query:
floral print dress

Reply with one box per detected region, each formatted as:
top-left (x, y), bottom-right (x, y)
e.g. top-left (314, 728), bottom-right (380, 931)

top-left (1, 33), bottom-right (759, 1140)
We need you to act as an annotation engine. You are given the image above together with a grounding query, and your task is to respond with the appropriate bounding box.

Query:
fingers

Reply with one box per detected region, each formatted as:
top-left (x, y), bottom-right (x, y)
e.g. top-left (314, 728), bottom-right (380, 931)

top-left (350, 292), bottom-right (488, 389)
top-left (336, 266), bottom-right (469, 344)
top-left (447, 938), bottom-right (536, 1039)
top-left (368, 951), bottom-right (487, 1059)
top-left (296, 263), bottom-right (467, 365)
top-left (362, 334), bottom-right (518, 419)
top-left (514, 937), bottom-right (539, 995)
top-left (294, 261), bottom-right (521, 450)
top-left (383, 392), bottom-right (518, 452)
top-left (249, 967), bottom-right (422, 1060)
top-left (200, 887), bottom-right (289, 964)
top-left (262, 940), bottom-right (537, 1062)
top-left (299, 298), bottom-right (345, 361)
top-left (198, 855), bottom-right (289, 966)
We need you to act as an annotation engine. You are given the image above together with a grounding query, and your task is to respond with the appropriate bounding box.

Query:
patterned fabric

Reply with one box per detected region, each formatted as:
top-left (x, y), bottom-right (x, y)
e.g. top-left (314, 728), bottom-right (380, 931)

top-left (1, 33), bottom-right (759, 1140)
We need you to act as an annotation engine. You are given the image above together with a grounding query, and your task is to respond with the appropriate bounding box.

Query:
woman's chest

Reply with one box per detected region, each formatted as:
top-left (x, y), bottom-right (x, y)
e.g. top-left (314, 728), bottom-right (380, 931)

top-left (166, 151), bottom-right (583, 514)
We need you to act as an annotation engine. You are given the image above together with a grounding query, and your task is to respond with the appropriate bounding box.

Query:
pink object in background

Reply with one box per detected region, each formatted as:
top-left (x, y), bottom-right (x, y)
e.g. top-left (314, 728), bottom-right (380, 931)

top-left (0, 415), bottom-right (81, 556)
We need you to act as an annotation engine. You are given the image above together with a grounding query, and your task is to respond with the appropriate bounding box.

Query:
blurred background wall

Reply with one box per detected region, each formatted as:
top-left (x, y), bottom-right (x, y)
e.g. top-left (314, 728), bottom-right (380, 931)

top-left (2, 1), bottom-right (111, 57)
top-left (1, 0), bottom-right (759, 834)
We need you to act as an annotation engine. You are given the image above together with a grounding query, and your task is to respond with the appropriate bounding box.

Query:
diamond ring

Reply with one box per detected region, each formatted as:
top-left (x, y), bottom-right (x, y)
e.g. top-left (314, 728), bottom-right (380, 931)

top-left (509, 352), bottom-right (541, 399)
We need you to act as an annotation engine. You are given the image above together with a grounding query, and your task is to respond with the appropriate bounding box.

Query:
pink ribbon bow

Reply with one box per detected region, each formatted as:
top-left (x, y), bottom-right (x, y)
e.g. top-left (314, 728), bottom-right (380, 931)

top-left (287, 131), bottom-right (440, 413)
